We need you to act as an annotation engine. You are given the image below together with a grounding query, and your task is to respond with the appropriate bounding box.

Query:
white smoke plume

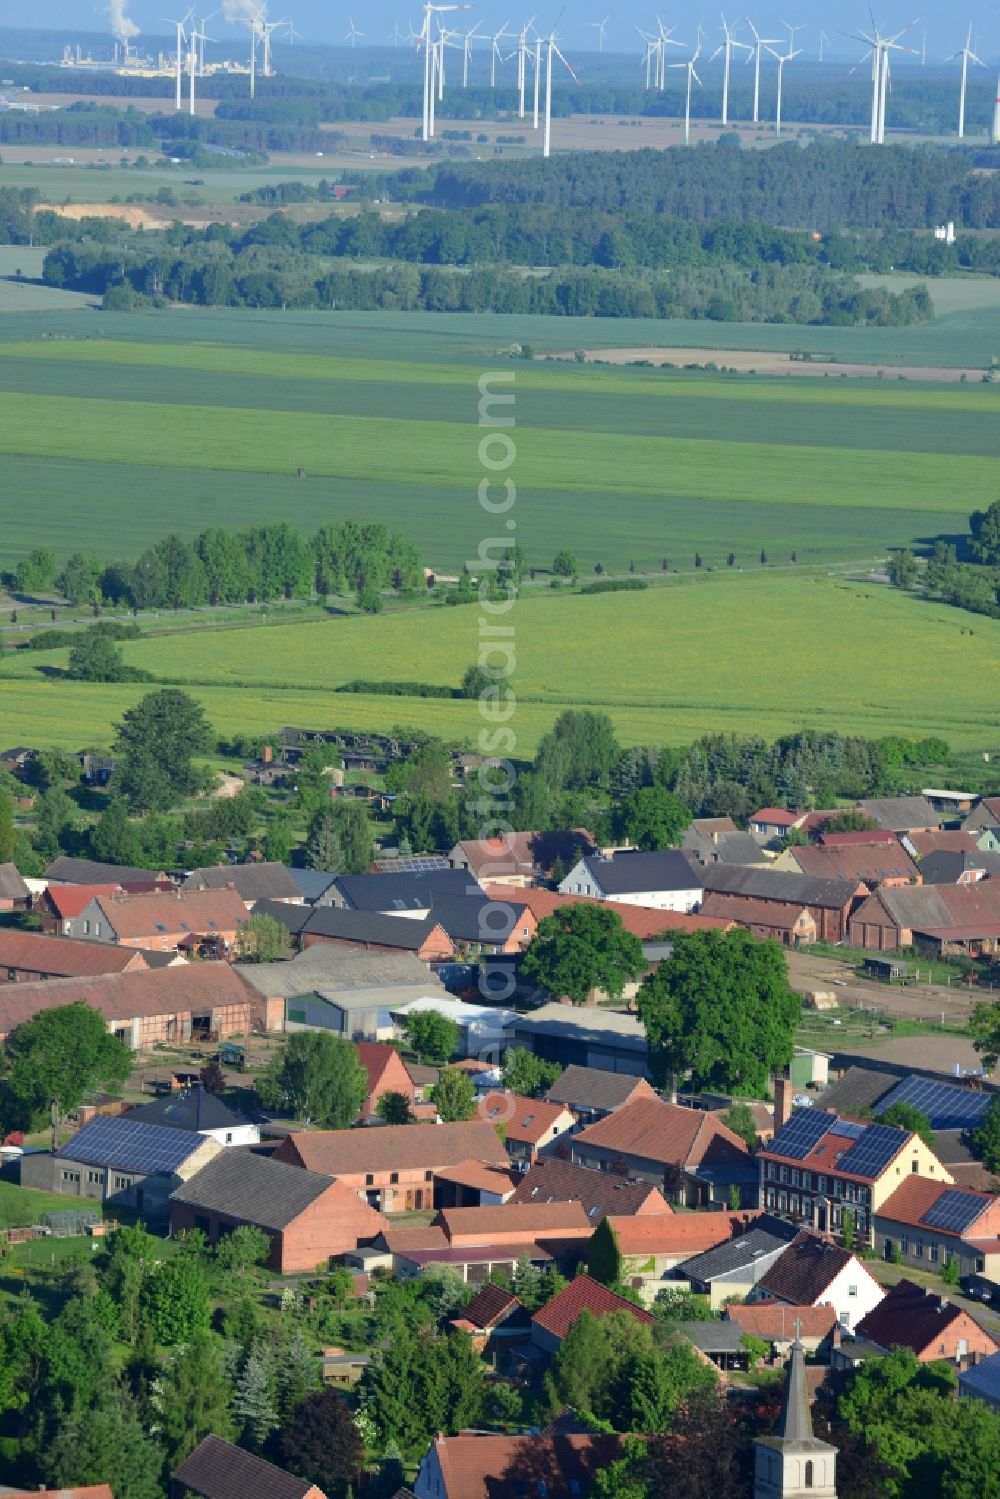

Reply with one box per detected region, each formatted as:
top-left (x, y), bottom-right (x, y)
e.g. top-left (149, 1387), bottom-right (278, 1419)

top-left (222, 0), bottom-right (263, 21)
top-left (107, 0), bottom-right (140, 40)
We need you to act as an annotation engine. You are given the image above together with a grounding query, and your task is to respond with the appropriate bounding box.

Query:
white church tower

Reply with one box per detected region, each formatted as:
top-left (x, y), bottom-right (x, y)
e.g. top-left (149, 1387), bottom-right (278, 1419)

top-left (754, 1326), bottom-right (838, 1499)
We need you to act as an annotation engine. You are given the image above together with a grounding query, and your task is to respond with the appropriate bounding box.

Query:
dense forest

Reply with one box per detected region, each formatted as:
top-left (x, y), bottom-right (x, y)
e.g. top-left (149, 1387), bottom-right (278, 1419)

top-left (0, 103), bottom-right (335, 155)
top-left (366, 138), bottom-right (1000, 229)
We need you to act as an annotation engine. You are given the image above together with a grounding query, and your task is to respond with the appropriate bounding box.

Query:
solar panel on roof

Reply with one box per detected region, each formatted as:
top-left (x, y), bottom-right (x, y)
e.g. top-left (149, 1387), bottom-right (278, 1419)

top-left (920, 1188), bottom-right (987, 1235)
top-left (770, 1108), bottom-right (834, 1160)
top-left (57, 1116), bottom-right (203, 1175)
top-left (874, 1075), bottom-right (992, 1132)
top-left (836, 1123), bottom-right (905, 1179)
top-left (829, 1119), bottom-right (865, 1140)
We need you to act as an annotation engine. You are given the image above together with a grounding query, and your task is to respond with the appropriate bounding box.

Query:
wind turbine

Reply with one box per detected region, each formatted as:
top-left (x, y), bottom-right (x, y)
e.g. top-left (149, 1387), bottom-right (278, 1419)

top-left (460, 21), bottom-right (481, 86)
top-left (948, 24), bottom-right (985, 139)
top-left (387, 20), bottom-right (404, 46)
top-left (417, 2), bottom-right (474, 141)
top-left (345, 18), bottom-right (363, 47)
top-left (186, 22), bottom-right (199, 113)
top-left (490, 22), bottom-right (511, 85)
top-left (767, 40), bottom-right (800, 134)
top-left (710, 14), bottom-right (750, 125)
top-left (818, 28), bottom-right (829, 61)
top-left (845, 16), bottom-right (920, 145)
top-left (668, 43), bottom-right (702, 144)
top-left (162, 10), bottom-right (192, 111)
top-left (541, 25), bottom-right (578, 157)
top-left (746, 18), bottom-right (781, 124)
top-left (588, 15), bottom-right (609, 51)
top-left (516, 17), bottom-right (537, 119)
top-left (258, 16), bottom-right (285, 76)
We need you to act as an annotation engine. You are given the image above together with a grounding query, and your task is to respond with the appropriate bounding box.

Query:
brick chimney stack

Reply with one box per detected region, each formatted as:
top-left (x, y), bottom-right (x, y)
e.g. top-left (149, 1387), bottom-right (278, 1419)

top-left (773, 1071), bottom-right (794, 1131)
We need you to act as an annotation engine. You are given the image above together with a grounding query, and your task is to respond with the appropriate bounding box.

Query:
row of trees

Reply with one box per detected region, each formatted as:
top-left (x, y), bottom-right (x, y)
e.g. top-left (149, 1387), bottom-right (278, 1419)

top-left (7, 518), bottom-right (423, 609)
top-left (44, 238), bottom-right (932, 327)
top-left (887, 501), bottom-right (1000, 622)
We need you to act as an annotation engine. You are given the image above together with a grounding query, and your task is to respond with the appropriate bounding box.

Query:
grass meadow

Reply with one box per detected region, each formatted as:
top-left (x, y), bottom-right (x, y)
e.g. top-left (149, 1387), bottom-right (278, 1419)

top-left (3, 575), bottom-right (999, 753)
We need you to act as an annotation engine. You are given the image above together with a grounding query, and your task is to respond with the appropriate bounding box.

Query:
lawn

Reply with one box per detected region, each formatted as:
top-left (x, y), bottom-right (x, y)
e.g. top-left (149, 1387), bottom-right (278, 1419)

top-left (0, 1177), bottom-right (104, 1228)
top-left (4, 572), bottom-right (1000, 753)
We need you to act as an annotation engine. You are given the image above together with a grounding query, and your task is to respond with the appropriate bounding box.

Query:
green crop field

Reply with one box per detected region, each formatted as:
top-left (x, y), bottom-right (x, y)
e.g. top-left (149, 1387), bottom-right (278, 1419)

top-left (0, 314), bottom-right (997, 576)
top-left (3, 574), bottom-right (999, 753)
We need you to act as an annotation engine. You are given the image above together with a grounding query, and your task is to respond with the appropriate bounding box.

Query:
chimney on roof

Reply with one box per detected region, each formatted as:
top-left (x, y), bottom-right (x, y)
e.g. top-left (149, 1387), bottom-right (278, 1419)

top-left (668, 1072), bottom-right (678, 1106)
top-left (773, 1072), bottom-right (793, 1131)
top-left (262, 742), bottom-right (274, 764)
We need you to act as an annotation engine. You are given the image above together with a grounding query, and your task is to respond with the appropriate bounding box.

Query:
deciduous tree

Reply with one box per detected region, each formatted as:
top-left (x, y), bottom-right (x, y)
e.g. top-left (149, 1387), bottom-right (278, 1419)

top-left (619, 786), bottom-right (692, 850)
top-left (0, 1001), bottom-right (131, 1137)
top-left (257, 1031), bottom-right (368, 1128)
top-left (500, 1047), bottom-right (563, 1098)
top-left (432, 1067), bottom-right (476, 1122)
top-left (113, 689), bottom-right (213, 812)
top-left (404, 1008), bottom-right (460, 1065)
top-left (235, 911), bottom-right (291, 963)
top-left (281, 1387), bottom-right (363, 1497)
top-left (522, 903), bottom-right (645, 1005)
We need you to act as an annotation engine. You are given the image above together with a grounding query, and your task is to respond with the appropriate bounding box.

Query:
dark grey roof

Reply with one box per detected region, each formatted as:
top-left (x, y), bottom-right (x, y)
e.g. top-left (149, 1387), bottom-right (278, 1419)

top-left (424, 893), bottom-right (529, 944)
top-left (700, 864), bottom-right (861, 908)
top-left (127, 1087), bottom-right (252, 1134)
top-left (858, 796), bottom-right (940, 831)
top-left (235, 946), bottom-right (445, 999)
top-left (959, 1352), bottom-right (1000, 1405)
top-left (0, 863), bottom-right (29, 900)
top-left (303, 906), bottom-right (442, 949)
top-left (545, 1065), bottom-right (651, 1114)
top-left (58, 1115), bottom-right (208, 1174)
top-left (182, 861), bottom-right (302, 901)
top-left (288, 867), bottom-right (341, 903)
top-left (918, 851), bottom-right (1000, 884)
top-left (508, 1157), bottom-right (661, 1221)
top-left (684, 830), bottom-right (770, 868)
top-left (580, 850), bottom-right (702, 896)
top-left (816, 1065), bottom-right (901, 1115)
top-left (335, 868), bottom-right (475, 911)
top-left (675, 1320), bottom-right (745, 1354)
top-left (169, 1149), bottom-right (334, 1229)
top-left (677, 1215), bottom-right (800, 1282)
top-left (44, 855), bottom-right (159, 885)
top-left (171, 1433), bottom-right (313, 1499)
top-left (249, 898), bottom-right (312, 935)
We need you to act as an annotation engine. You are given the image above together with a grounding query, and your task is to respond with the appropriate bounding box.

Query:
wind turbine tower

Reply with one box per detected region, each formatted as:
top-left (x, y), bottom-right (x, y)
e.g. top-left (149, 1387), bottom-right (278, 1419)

top-left (747, 19), bottom-right (781, 124)
top-left (542, 27), bottom-right (578, 157)
top-left (948, 24), bottom-right (985, 139)
top-left (711, 15), bottom-right (750, 126)
top-left (588, 15), bottom-right (609, 52)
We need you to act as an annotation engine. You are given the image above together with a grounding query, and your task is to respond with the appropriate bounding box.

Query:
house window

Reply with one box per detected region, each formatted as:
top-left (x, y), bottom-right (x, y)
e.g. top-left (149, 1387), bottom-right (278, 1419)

top-left (911, 1160), bottom-right (919, 1173)
top-left (6, 968), bottom-right (14, 981)
top-left (767, 1162), bottom-right (777, 1181)
top-left (833, 1179), bottom-right (842, 1198)
top-left (95, 922), bottom-right (101, 937)
top-left (804, 1461), bottom-right (814, 1488)
top-left (780, 1166), bottom-right (789, 1184)
top-left (914, 1239), bottom-right (923, 1258)
top-left (61, 1169), bottom-right (80, 1183)
top-left (977, 1258), bottom-right (986, 1273)
top-left (114, 1176), bottom-right (129, 1191)
top-left (791, 1169), bottom-right (800, 1187)
top-left (365, 1174), bottom-right (374, 1187)
top-left (818, 1175), bottom-right (827, 1194)
top-left (87, 1170), bottom-right (102, 1184)
top-left (900, 1236), bottom-right (909, 1253)
top-left (848, 1285), bottom-right (857, 1297)
top-left (225, 1133), bottom-right (233, 1145)
top-left (425, 1171), bottom-right (433, 1182)
top-left (390, 1172), bottom-right (399, 1185)
top-left (930, 1244), bottom-right (939, 1263)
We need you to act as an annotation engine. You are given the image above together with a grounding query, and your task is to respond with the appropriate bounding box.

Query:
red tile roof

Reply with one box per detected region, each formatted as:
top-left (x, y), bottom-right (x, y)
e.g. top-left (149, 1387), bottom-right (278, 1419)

top-left (355, 1041), bottom-right (414, 1097)
top-left (477, 1090), bottom-right (572, 1146)
top-left (44, 882), bottom-right (122, 919)
top-left (855, 1279), bottom-right (997, 1356)
top-left (276, 1120), bottom-right (509, 1176)
top-left (752, 809), bottom-right (802, 826)
top-left (437, 1201), bottom-right (593, 1243)
top-left (875, 1177), bottom-right (997, 1237)
top-left (573, 1097), bottom-right (751, 1170)
top-left (607, 1211), bottom-right (754, 1257)
top-left (726, 1304), bottom-right (837, 1340)
top-left (94, 887), bottom-right (247, 939)
top-left (532, 1273), bottom-right (654, 1342)
top-left (433, 1159), bottom-right (516, 1197)
top-left (0, 928), bottom-right (146, 977)
top-left (819, 829), bottom-right (899, 848)
top-left (790, 844), bottom-right (920, 886)
top-left (456, 1282), bottom-right (524, 1329)
top-left (700, 893), bottom-right (813, 932)
top-left (0, 963), bottom-right (256, 1035)
top-left (429, 1433), bottom-right (623, 1499)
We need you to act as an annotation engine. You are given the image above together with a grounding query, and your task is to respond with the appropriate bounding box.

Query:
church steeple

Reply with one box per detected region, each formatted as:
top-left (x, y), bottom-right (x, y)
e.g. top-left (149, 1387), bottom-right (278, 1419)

top-left (753, 1324), bottom-right (838, 1499)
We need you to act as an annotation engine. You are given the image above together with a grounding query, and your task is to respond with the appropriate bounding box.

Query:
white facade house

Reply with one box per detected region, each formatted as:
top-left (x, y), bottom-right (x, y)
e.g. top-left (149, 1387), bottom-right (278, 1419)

top-left (558, 850), bottom-right (703, 913)
top-left (750, 1243), bottom-right (884, 1333)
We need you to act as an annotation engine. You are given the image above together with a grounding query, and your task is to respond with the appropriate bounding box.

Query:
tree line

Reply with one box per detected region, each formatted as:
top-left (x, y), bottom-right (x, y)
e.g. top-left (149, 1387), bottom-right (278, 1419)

top-left (5, 519), bottom-right (423, 611)
top-left (363, 138), bottom-right (1000, 231)
top-left (43, 238), bottom-right (932, 326)
top-left (888, 498), bottom-right (1000, 621)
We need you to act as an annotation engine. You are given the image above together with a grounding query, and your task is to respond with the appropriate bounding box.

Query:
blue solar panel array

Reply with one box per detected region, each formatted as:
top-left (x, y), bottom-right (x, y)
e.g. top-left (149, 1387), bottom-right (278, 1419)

top-left (828, 1119), bottom-right (865, 1141)
top-left (57, 1115), bottom-right (205, 1174)
top-left (920, 1188), bottom-right (988, 1235)
top-left (836, 1123), bottom-right (906, 1179)
top-left (770, 1108), bottom-right (835, 1160)
top-left (874, 1075), bottom-right (993, 1132)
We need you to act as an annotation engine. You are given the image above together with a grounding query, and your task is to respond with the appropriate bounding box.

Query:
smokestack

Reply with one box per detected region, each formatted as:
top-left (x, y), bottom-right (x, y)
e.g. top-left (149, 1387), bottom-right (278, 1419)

top-left (773, 1071), bottom-right (793, 1131)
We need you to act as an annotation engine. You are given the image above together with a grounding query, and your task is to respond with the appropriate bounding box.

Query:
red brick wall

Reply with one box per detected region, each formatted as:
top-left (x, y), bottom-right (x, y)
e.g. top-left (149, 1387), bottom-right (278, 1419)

top-left (917, 1309), bottom-right (998, 1362)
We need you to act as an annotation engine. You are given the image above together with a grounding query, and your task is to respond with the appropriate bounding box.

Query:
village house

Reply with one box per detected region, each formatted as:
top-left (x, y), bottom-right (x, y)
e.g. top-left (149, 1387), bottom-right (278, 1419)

top-left (873, 1177), bottom-right (1000, 1282)
top-left (356, 1040), bottom-right (418, 1121)
top-left (571, 1096), bottom-right (757, 1206)
top-left (477, 1090), bottom-right (576, 1166)
top-left (0, 928), bottom-right (149, 982)
top-left (0, 863), bottom-right (30, 912)
top-left (170, 1432), bottom-right (328, 1499)
top-left (169, 1149), bottom-right (386, 1273)
top-left (413, 1433), bottom-right (623, 1499)
top-left (749, 1234), bottom-right (885, 1332)
top-left (482, 885), bottom-right (730, 941)
top-left (602, 1211), bottom-right (757, 1300)
top-left (682, 817), bottom-right (770, 867)
top-left (274, 1119), bottom-right (510, 1212)
top-left (676, 1213), bottom-right (801, 1309)
top-left (758, 1107), bottom-right (953, 1246)
top-left (0, 963), bottom-right (258, 1046)
top-left (544, 1065), bottom-right (660, 1125)
top-left (512, 1003), bottom-right (648, 1076)
top-left (700, 866), bottom-right (864, 944)
top-left (530, 1273), bottom-right (655, 1354)
top-left (412, 893), bottom-right (537, 956)
top-left (853, 1279), bottom-right (999, 1362)
top-left (450, 830), bottom-right (596, 888)
top-left (328, 867), bottom-right (476, 913)
top-left (293, 906), bottom-right (454, 962)
top-left (181, 860), bottom-right (303, 906)
top-left (65, 888), bottom-right (248, 957)
top-left (20, 1115), bottom-right (222, 1220)
top-left (698, 893), bottom-right (818, 946)
top-left (916, 849), bottom-right (1000, 884)
top-left (726, 1302), bottom-right (839, 1359)
top-left (0, 1487), bottom-right (114, 1499)
top-left (379, 1200), bottom-right (593, 1282)
top-left (558, 849), bottom-right (703, 912)
top-left (44, 855), bottom-right (169, 886)
top-left (856, 796), bottom-right (941, 834)
top-left (448, 1283), bottom-right (532, 1368)
top-left (748, 808), bottom-right (809, 844)
top-left (36, 881), bottom-right (137, 933)
top-left (508, 1155), bottom-right (671, 1220)
top-left (125, 1086), bottom-right (261, 1147)
top-left (848, 881), bottom-right (1000, 954)
top-left (777, 841), bottom-right (921, 891)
